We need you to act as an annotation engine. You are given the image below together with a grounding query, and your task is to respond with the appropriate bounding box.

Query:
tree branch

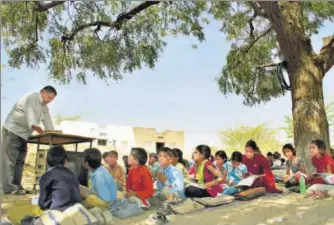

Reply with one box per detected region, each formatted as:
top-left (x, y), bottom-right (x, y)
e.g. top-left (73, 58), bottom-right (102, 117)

top-left (62, 1), bottom-right (160, 41)
top-left (34, 1), bottom-right (66, 12)
top-left (319, 34), bottom-right (334, 74)
top-left (250, 2), bottom-right (268, 18)
top-left (248, 12), bottom-right (256, 40)
top-left (232, 26), bottom-right (274, 70)
top-left (255, 62), bottom-right (280, 69)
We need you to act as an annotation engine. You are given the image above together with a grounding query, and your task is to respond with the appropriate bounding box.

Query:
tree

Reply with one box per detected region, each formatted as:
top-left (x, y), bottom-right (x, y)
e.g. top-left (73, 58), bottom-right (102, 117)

top-left (1, 1), bottom-right (207, 83)
top-left (219, 123), bottom-right (282, 155)
top-left (54, 114), bottom-right (83, 125)
top-left (2, 2), bottom-right (334, 169)
top-left (282, 102), bottom-right (334, 140)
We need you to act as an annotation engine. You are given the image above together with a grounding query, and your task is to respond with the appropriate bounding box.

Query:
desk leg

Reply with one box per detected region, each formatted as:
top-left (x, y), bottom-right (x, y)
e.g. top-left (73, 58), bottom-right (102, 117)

top-left (32, 184), bottom-right (37, 194)
top-left (33, 138), bottom-right (41, 193)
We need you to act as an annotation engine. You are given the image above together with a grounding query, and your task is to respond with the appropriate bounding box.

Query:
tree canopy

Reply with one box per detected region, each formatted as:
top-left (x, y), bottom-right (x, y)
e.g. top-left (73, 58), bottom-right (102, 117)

top-left (219, 123), bottom-right (282, 154)
top-left (2, 1), bottom-right (333, 98)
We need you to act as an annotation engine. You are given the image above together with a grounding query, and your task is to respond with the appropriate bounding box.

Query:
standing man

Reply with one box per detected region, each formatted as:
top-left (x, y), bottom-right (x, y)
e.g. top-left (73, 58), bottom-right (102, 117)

top-left (1, 86), bottom-right (57, 195)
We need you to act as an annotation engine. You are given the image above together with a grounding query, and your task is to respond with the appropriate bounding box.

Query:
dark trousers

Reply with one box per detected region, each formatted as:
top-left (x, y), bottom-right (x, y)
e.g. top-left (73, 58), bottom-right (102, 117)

top-left (184, 186), bottom-right (211, 198)
top-left (1, 128), bottom-right (27, 193)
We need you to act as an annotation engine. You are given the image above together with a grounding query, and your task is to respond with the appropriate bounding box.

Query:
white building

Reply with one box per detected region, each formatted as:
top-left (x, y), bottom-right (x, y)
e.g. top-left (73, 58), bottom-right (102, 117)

top-left (56, 121), bottom-right (136, 151)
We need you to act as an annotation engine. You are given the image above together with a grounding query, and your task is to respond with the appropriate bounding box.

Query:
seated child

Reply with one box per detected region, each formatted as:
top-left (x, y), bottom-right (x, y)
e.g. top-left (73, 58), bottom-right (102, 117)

top-left (272, 151), bottom-right (283, 169)
top-left (184, 145), bottom-right (223, 198)
top-left (122, 155), bottom-right (131, 176)
top-left (170, 148), bottom-right (189, 179)
top-left (83, 148), bottom-right (117, 204)
top-left (214, 150), bottom-right (228, 176)
top-left (282, 144), bottom-right (306, 188)
top-left (267, 152), bottom-right (274, 167)
top-left (309, 140), bottom-right (334, 184)
top-left (222, 151), bottom-right (248, 195)
top-left (156, 147), bottom-right (185, 201)
top-left (243, 140), bottom-right (282, 194)
top-left (148, 153), bottom-right (160, 179)
top-left (39, 145), bottom-right (81, 211)
top-left (125, 148), bottom-right (154, 206)
top-left (103, 150), bottom-right (126, 191)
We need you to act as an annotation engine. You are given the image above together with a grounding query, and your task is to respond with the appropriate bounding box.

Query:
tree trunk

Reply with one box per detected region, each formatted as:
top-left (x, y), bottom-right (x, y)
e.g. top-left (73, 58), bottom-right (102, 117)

top-left (291, 60), bottom-right (330, 172)
top-left (258, 2), bottom-right (331, 171)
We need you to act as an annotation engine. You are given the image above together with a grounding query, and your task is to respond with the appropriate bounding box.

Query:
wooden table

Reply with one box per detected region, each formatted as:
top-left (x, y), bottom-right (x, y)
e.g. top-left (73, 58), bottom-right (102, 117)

top-left (28, 132), bottom-right (96, 192)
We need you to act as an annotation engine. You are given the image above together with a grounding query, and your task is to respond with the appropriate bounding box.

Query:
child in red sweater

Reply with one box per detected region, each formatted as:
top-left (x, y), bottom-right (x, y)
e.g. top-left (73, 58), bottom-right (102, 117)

top-left (126, 148), bottom-right (154, 206)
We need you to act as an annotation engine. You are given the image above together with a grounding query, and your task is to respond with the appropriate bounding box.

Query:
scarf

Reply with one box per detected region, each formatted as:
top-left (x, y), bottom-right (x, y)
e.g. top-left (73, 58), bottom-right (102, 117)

top-left (196, 160), bottom-right (208, 185)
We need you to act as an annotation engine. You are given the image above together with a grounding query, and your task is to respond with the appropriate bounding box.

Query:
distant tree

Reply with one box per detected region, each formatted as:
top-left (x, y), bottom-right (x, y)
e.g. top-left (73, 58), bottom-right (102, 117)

top-left (219, 123), bottom-right (282, 154)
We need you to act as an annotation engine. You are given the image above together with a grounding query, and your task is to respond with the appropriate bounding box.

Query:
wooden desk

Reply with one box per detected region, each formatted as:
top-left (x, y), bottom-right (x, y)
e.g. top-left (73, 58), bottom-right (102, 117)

top-left (28, 132), bottom-right (96, 192)
top-left (28, 132), bottom-right (96, 150)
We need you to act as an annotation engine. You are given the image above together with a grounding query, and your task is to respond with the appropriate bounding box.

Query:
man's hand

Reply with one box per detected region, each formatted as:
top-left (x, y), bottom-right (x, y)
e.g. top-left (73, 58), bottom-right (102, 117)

top-left (157, 172), bottom-right (167, 184)
top-left (32, 125), bottom-right (44, 134)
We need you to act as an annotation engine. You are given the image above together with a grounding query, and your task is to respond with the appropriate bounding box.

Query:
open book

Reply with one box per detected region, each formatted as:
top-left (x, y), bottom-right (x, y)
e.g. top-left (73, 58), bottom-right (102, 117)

top-left (233, 174), bottom-right (265, 188)
top-left (184, 180), bottom-right (206, 190)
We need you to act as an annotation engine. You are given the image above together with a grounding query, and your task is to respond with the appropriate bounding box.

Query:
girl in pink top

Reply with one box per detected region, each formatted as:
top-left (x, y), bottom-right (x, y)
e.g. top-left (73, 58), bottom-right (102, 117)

top-left (184, 145), bottom-right (223, 198)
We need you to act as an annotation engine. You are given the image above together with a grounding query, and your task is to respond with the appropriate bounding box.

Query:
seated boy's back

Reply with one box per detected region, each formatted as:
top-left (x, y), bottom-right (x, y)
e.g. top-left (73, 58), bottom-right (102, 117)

top-left (84, 148), bottom-right (117, 203)
top-left (39, 146), bottom-right (81, 211)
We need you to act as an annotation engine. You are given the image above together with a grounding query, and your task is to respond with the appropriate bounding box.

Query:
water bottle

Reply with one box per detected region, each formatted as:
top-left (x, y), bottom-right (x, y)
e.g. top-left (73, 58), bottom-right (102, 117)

top-left (299, 175), bottom-right (306, 196)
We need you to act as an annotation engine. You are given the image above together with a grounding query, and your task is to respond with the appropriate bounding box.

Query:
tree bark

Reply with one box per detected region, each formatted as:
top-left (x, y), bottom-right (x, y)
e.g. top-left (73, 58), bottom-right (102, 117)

top-left (258, 2), bottom-right (331, 171)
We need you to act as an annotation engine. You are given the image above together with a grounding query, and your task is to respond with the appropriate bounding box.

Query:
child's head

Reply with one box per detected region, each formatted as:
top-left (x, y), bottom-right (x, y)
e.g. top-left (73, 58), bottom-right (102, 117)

top-left (167, 148), bottom-right (179, 165)
top-left (102, 152), bottom-right (110, 165)
top-left (158, 147), bottom-right (172, 168)
top-left (282, 143), bottom-right (296, 159)
top-left (148, 153), bottom-right (158, 165)
top-left (266, 152), bottom-right (273, 159)
top-left (280, 158), bottom-right (286, 165)
top-left (123, 155), bottom-right (129, 167)
top-left (310, 140), bottom-right (326, 157)
top-left (273, 151), bottom-right (281, 160)
top-left (173, 148), bottom-right (186, 166)
top-left (215, 150), bottom-right (228, 167)
top-left (128, 147), bottom-right (148, 167)
top-left (245, 140), bottom-right (259, 159)
top-left (193, 145), bottom-right (211, 163)
top-left (47, 145), bottom-right (67, 167)
top-left (107, 150), bottom-right (118, 166)
top-left (230, 151), bottom-right (243, 168)
top-left (83, 148), bottom-right (102, 171)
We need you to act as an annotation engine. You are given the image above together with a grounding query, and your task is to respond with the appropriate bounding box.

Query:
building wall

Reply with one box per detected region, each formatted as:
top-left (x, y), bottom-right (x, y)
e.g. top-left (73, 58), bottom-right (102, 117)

top-left (54, 121), bottom-right (185, 156)
top-left (133, 127), bottom-right (185, 153)
top-left (133, 127), bottom-right (158, 153)
top-left (163, 130), bottom-right (185, 150)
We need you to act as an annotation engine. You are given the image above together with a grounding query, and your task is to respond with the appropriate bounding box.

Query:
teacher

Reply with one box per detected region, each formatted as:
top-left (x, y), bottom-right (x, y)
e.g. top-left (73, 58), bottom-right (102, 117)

top-left (1, 86), bottom-right (57, 195)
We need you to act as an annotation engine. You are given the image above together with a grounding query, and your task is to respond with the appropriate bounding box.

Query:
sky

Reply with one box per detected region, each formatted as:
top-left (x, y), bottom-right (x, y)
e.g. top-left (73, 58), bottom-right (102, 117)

top-left (1, 19), bottom-right (334, 151)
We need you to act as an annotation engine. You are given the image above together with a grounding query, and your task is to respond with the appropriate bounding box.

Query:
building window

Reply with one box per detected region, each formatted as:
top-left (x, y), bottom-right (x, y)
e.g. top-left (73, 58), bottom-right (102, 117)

top-left (112, 139), bottom-right (117, 146)
top-left (97, 139), bottom-right (107, 146)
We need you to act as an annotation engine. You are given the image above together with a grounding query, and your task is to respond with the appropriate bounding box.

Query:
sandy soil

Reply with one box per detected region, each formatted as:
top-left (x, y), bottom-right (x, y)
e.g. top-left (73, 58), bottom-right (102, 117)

top-left (112, 193), bottom-right (334, 225)
top-left (2, 167), bottom-right (334, 225)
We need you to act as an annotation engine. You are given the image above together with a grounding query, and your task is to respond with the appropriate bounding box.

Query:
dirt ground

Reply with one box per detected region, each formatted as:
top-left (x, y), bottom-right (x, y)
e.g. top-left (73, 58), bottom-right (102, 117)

top-left (2, 167), bottom-right (334, 225)
top-left (112, 193), bottom-right (334, 225)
